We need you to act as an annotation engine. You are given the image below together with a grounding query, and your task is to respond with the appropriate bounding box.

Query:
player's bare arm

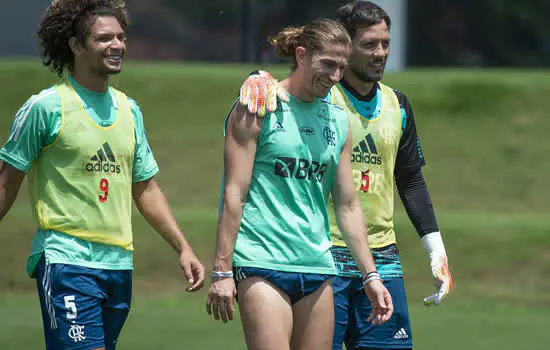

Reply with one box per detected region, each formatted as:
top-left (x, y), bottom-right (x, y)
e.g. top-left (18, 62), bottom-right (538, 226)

top-left (132, 177), bottom-right (205, 292)
top-left (331, 124), bottom-right (374, 276)
top-left (331, 122), bottom-right (393, 325)
top-left (0, 162), bottom-right (25, 221)
top-left (206, 103), bottom-right (262, 323)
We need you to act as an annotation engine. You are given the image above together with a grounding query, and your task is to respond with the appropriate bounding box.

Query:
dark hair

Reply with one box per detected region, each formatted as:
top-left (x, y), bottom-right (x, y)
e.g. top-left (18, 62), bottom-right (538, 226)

top-left (37, 0), bottom-right (128, 77)
top-left (336, 1), bottom-right (391, 39)
top-left (269, 18), bottom-right (351, 69)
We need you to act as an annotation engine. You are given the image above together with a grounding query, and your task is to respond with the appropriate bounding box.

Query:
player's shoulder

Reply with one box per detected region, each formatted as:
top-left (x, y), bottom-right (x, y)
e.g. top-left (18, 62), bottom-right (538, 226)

top-left (321, 97), bottom-right (345, 112)
top-left (320, 98), bottom-right (348, 123)
top-left (125, 96), bottom-right (141, 113)
top-left (122, 96), bottom-right (145, 132)
top-left (109, 86), bottom-right (140, 110)
top-left (107, 87), bottom-right (144, 131)
top-left (380, 82), bottom-right (410, 108)
top-left (21, 85), bottom-right (61, 113)
top-left (115, 89), bottom-right (142, 118)
top-left (13, 86), bottom-right (61, 126)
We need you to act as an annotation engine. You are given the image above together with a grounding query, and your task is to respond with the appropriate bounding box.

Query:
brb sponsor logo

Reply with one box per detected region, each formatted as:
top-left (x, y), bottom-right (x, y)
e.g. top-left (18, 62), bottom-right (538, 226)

top-left (274, 157), bottom-right (328, 182)
top-left (86, 142), bottom-right (121, 174)
top-left (352, 134), bottom-right (382, 165)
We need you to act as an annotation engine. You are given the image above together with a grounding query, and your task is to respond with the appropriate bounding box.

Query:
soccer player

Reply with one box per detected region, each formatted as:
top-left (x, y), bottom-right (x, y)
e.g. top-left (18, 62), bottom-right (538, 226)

top-left (0, 1), bottom-right (205, 349)
top-left (206, 18), bottom-right (393, 350)
top-left (237, 2), bottom-right (453, 349)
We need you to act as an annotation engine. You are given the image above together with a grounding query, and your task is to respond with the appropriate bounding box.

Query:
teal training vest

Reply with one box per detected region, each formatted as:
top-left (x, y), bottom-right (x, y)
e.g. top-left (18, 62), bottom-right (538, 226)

top-left (228, 96), bottom-right (349, 274)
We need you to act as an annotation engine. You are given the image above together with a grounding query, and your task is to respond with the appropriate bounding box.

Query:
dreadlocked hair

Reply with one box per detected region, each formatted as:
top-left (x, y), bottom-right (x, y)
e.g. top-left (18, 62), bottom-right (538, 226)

top-left (38, 0), bottom-right (128, 77)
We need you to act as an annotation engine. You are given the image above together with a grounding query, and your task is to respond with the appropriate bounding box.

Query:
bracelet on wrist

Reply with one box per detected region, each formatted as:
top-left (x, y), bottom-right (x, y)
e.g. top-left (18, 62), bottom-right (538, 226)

top-left (211, 270), bottom-right (233, 281)
top-left (362, 271), bottom-right (382, 286)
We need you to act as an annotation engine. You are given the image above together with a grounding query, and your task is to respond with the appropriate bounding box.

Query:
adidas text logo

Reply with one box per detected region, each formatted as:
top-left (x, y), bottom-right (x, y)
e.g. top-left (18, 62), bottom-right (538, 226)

top-left (86, 142), bottom-right (121, 174)
top-left (393, 328), bottom-right (409, 339)
top-left (352, 134), bottom-right (382, 165)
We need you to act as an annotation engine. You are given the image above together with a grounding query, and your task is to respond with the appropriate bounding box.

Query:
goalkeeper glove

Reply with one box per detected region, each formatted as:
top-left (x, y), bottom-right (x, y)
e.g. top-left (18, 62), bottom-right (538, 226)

top-left (422, 231), bottom-right (453, 306)
top-left (239, 70), bottom-right (288, 117)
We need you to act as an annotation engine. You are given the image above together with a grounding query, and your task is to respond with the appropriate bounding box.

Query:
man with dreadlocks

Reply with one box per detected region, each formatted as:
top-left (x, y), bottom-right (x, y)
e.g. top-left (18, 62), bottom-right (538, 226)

top-left (0, 1), bottom-right (205, 349)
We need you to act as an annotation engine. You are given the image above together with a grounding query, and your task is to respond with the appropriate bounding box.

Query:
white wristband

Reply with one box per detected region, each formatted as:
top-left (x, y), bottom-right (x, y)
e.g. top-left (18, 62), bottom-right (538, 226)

top-left (421, 231), bottom-right (447, 259)
top-left (211, 270), bottom-right (233, 280)
top-left (362, 271), bottom-right (382, 286)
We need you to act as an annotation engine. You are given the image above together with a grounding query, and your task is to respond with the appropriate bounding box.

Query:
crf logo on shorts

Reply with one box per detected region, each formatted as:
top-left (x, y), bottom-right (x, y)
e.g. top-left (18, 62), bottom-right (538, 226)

top-left (68, 324), bottom-right (86, 342)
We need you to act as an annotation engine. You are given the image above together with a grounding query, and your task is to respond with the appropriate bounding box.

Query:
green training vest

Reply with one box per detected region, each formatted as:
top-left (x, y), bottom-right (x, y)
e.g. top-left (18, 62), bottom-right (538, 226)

top-left (28, 80), bottom-right (136, 250)
top-left (328, 82), bottom-right (402, 248)
top-left (231, 96), bottom-right (348, 274)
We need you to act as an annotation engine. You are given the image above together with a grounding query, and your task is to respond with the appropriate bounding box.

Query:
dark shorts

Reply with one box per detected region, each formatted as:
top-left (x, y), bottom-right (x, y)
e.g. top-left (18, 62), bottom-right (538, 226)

top-left (233, 266), bottom-right (333, 304)
top-left (332, 276), bottom-right (412, 350)
top-left (35, 255), bottom-right (132, 350)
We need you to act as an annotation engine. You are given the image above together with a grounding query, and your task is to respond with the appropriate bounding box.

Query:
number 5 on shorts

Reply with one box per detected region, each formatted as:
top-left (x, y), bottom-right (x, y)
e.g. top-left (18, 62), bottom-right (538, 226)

top-left (64, 295), bottom-right (77, 319)
top-left (99, 178), bottom-right (109, 203)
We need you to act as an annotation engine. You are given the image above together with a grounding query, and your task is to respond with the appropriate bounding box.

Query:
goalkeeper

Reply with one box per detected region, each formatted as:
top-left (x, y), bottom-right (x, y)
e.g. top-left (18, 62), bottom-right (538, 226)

top-left (238, 2), bottom-right (453, 349)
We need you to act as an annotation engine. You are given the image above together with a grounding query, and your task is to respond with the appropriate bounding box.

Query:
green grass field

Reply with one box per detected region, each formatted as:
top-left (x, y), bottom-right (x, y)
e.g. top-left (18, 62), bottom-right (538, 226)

top-left (1, 60), bottom-right (550, 348)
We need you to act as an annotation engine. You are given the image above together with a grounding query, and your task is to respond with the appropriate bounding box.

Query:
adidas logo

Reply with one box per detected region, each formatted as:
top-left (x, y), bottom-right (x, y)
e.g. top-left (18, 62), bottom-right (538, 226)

top-left (274, 121), bottom-right (285, 132)
top-left (352, 134), bottom-right (382, 165)
top-left (86, 142), bottom-right (121, 174)
top-left (393, 328), bottom-right (409, 339)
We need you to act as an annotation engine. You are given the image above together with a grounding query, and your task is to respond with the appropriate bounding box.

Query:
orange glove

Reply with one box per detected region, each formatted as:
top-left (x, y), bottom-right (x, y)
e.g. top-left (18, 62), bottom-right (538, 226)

top-left (239, 71), bottom-right (288, 117)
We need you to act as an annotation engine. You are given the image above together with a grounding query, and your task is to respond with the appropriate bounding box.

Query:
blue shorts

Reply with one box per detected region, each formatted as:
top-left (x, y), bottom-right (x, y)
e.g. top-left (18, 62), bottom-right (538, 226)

top-left (35, 255), bottom-right (132, 350)
top-left (233, 266), bottom-right (333, 304)
top-left (333, 277), bottom-right (412, 350)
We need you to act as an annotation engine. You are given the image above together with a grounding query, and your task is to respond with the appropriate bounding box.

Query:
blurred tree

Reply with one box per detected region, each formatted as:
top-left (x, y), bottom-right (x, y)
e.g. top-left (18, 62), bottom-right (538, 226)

top-left (408, 0), bottom-right (550, 67)
top-left (123, 0), bottom-right (549, 66)
top-left (482, 0), bottom-right (550, 66)
top-left (160, 0), bottom-right (240, 26)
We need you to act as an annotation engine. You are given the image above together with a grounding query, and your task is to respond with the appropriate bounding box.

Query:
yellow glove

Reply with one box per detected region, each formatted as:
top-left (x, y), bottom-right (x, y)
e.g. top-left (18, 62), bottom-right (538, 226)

top-left (422, 232), bottom-right (453, 306)
top-left (239, 71), bottom-right (288, 117)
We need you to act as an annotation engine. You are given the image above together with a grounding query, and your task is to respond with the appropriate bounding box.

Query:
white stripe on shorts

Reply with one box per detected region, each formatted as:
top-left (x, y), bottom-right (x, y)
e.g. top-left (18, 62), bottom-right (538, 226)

top-left (42, 264), bottom-right (57, 330)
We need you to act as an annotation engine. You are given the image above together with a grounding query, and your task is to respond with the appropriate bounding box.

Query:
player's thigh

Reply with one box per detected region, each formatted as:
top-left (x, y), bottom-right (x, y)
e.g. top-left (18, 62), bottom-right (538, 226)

top-left (102, 270), bottom-right (132, 350)
top-left (291, 278), bottom-right (334, 350)
top-left (36, 259), bottom-right (62, 350)
top-left (237, 276), bottom-right (293, 350)
top-left (332, 276), bottom-right (354, 350)
top-left (348, 278), bottom-right (412, 350)
top-left (35, 257), bottom-right (107, 350)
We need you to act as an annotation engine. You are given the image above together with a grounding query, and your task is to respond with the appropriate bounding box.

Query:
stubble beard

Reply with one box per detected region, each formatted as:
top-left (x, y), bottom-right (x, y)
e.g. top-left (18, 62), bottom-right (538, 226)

top-left (95, 64), bottom-right (122, 78)
top-left (349, 64), bottom-right (383, 83)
